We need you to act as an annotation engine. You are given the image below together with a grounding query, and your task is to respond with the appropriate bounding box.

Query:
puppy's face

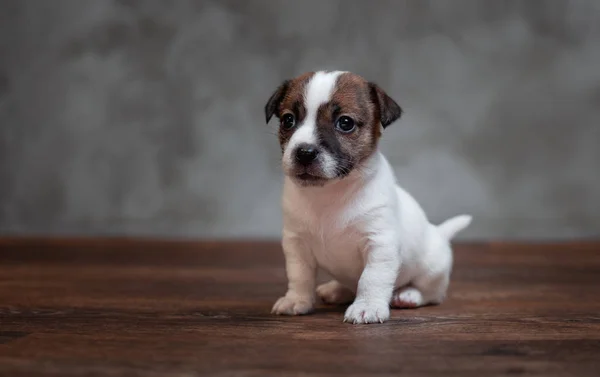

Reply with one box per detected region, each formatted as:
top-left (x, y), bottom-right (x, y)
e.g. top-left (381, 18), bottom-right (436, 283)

top-left (265, 71), bottom-right (402, 186)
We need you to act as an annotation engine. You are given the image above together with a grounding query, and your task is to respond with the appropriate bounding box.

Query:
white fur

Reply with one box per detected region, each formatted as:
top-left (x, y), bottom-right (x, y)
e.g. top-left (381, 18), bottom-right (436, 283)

top-left (271, 72), bottom-right (472, 324)
top-left (281, 71), bottom-right (344, 178)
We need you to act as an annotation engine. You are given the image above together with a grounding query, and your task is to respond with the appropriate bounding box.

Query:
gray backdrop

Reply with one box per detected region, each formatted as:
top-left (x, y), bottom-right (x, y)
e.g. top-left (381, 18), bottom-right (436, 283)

top-left (1, 0), bottom-right (599, 240)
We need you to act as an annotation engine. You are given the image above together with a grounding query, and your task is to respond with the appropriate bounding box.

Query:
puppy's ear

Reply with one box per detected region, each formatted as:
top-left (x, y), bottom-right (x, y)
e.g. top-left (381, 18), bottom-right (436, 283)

top-left (369, 83), bottom-right (402, 128)
top-left (264, 80), bottom-right (290, 124)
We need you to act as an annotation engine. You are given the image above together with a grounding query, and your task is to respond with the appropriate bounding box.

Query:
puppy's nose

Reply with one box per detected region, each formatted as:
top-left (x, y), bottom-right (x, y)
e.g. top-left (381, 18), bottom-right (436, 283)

top-left (295, 145), bottom-right (319, 165)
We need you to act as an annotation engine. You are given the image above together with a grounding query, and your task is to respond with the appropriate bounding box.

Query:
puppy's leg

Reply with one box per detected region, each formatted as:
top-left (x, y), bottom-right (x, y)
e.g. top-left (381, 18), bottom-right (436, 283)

top-left (344, 241), bottom-right (399, 324)
top-left (317, 280), bottom-right (355, 305)
top-left (392, 234), bottom-right (453, 308)
top-left (272, 234), bottom-right (317, 315)
top-left (391, 273), bottom-right (449, 308)
top-left (417, 271), bottom-right (450, 305)
top-left (391, 286), bottom-right (424, 308)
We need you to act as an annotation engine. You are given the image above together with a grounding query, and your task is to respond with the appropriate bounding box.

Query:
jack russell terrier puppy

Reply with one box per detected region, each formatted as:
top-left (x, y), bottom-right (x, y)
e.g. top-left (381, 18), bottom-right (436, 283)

top-left (265, 70), bottom-right (472, 324)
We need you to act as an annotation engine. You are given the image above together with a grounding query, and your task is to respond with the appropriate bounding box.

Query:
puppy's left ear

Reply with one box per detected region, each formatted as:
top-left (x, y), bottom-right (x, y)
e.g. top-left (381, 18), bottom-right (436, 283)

top-left (264, 80), bottom-right (290, 124)
top-left (369, 83), bottom-right (403, 128)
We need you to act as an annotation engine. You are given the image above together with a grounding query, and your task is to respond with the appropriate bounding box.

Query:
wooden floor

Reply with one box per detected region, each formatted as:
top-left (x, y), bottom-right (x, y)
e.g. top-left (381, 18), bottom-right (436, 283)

top-left (0, 239), bottom-right (599, 376)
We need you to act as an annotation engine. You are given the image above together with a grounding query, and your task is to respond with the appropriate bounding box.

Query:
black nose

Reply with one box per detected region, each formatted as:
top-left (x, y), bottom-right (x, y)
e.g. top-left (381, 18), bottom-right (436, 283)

top-left (295, 145), bottom-right (319, 165)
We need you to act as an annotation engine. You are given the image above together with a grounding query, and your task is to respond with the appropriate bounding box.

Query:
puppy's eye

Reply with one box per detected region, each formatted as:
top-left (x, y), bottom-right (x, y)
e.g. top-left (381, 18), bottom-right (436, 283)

top-left (281, 113), bottom-right (296, 130)
top-left (335, 116), bottom-right (356, 133)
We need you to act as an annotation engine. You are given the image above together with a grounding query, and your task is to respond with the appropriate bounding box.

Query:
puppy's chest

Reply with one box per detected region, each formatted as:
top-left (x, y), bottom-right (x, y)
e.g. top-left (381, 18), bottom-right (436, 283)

top-left (295, 206), bottom-right (368, 286)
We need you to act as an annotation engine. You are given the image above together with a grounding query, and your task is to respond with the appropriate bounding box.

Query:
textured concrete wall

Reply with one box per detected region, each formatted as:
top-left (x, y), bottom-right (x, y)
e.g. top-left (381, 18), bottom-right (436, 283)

top-left (1, 0), bottom-right (599, 240)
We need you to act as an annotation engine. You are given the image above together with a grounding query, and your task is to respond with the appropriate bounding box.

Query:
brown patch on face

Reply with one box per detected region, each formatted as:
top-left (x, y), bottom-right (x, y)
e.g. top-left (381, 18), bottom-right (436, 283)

top-left (264, 72), bottom-right (315, 152)
top-left (276, 72), bottom-right (314, 151)
top-left (315, 73), bottom-right (381, 171)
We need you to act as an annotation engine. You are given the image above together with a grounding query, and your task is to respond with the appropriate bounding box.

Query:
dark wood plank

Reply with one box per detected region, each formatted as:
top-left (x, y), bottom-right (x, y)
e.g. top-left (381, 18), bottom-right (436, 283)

top-left (0, 238), bottom-right (599, 376)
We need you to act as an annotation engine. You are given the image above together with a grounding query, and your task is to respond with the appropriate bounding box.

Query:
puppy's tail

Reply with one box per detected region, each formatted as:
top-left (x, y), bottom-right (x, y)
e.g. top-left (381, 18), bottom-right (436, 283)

top-left (437, 215), bottom-right (472, 240)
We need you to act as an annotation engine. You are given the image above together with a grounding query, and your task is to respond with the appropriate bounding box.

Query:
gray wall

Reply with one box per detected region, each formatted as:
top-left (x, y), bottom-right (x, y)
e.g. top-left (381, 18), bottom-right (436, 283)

top-left (1, 0), bottom-right (599, 240)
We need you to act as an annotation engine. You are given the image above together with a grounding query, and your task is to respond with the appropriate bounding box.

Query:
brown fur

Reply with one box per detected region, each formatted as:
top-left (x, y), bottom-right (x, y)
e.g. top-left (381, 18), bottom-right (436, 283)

top-left (317, 72), bottom-right (381, 167)
top-left (275, 72), bottom-right (314, 151)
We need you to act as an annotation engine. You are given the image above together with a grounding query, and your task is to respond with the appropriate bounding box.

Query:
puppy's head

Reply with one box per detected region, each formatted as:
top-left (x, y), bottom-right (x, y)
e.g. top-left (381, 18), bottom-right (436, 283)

top-left (265, 71), bottom-right (402, 186)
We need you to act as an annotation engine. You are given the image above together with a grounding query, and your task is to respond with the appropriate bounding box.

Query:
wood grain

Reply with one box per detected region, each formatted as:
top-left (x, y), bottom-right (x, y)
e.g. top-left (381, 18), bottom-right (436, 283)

top-left (0, 238), bottom-right (599, 376)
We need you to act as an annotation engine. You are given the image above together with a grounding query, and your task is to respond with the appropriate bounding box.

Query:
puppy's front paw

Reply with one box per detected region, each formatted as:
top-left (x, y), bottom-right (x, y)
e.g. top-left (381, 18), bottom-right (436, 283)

top-left (344, 300), bottom-right (390, 324)
top-left (271, 295), bottom-right (314, 316)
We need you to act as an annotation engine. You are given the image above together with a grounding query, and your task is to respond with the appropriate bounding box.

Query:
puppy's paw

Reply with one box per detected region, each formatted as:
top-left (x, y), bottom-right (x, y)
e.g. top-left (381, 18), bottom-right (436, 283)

top-left (317, 280), bottom-right (355, 305)
top-left (271, 295), bottom-right (314, 316)
top-left (391, 287), bottom-right (424, 308)
top-left (344, 300), bottom-right (390, 324)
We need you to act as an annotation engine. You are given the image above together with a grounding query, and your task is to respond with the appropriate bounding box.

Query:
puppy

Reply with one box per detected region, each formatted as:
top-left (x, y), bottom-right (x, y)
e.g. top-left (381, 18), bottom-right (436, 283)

top-left (265, 70), bottom-right (472, 324)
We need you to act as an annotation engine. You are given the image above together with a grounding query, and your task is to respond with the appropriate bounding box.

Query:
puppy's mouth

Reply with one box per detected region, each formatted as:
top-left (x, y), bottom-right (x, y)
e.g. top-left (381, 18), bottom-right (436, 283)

top-left (290, 170), bottom-right (329, 186)
top-left (287, 162), bottom-right (355, 186)
top-left (296, 173), bottom-right (325, 182)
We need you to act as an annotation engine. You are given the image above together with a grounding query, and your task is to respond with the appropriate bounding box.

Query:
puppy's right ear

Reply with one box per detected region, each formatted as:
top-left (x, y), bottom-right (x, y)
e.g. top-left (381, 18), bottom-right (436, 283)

top-left (264, 80), bottom-right (290, 124)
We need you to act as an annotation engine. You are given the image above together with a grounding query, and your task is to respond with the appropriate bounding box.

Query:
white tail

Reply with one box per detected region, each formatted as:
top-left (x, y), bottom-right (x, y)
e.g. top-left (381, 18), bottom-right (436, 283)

top-left (437, 215), bottom-right (472, 240)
